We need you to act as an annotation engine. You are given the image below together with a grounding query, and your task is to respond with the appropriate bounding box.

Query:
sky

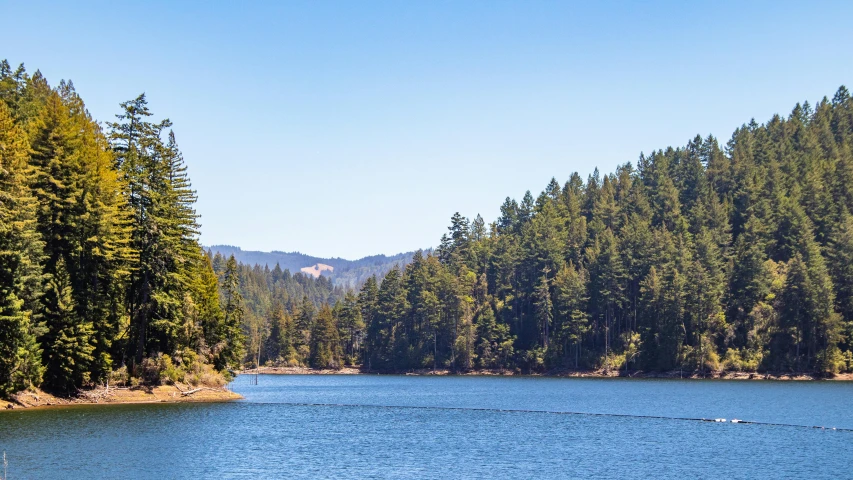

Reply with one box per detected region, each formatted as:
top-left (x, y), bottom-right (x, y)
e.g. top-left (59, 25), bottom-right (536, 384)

top-left (4, 1), bottom-right (853, 259)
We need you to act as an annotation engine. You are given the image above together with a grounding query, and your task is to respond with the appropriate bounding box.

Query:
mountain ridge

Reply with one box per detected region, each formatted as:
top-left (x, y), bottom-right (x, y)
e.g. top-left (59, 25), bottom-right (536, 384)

top-left (206, 244), bottom-right (423, 289)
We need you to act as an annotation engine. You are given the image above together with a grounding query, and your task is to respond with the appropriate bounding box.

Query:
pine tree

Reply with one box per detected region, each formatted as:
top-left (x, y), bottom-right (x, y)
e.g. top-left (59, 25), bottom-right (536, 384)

top-left (684, 229), bottom-right (726, 372)
top-left (108, 94), bottom-right (206, 369)
top-left (217, 255), bottom-right (246, 369)
top-left (357, 276), bottom-right (379, 367)
top-left (534, 270), bottom-right (553, 350)
top-left (727, 217), bottom-right (771, 350)
top-left (263, 303), bottom-right (287, 364)
top-left (334, 292), bottom-right (364, 365)
top-left (147, 130), bottom-right (202, 356)
top-left (108, 94), bottom-right (169, 366)
top-left (294, 295), bottom-right (316, 363)
top-left (185, 253), bottom-right (224, 362)
top-left (475, 303), bottom-right (513, 369)
top-left (309, 305), bottom-right (341, 369)
top-left (0, 101), bottom-right (44, 394)
top-left (30, 84), bottom-right (132, 382)
top-left (41, 258), bottom-right (94, 393)
top-left (366, 267), bottom-right (408, 370)
top-left (553, 262), bottom-right (589, 368)
top-left (588, 228), bottom-right (626, 365)
top-left (827, 210), bottom-right (853, 353)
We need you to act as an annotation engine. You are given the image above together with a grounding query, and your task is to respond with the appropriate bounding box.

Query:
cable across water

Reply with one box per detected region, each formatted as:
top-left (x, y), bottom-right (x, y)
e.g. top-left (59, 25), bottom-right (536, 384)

top-left (246, 401), bottom-right (852, 432)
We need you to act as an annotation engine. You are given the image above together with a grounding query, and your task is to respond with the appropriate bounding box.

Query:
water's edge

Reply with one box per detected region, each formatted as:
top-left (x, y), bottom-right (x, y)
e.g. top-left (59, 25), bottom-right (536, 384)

top-left (240, 366), bottom-right (853, 381)
top-left (1, 385), bottom-right (242, 411)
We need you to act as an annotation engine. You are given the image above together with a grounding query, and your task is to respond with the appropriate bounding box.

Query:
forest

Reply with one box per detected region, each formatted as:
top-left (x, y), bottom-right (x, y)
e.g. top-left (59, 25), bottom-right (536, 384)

top-left (3, 59), bottom-right (853, 401)
top-left (246, 86), bottom-right (853, 375)
top-left (0, 61), bottom-right (245, 396)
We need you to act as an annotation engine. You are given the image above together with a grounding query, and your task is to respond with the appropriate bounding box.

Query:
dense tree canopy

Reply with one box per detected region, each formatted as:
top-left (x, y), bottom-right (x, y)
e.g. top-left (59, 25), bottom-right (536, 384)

top-left (244, 86), bottom-right (853, 375)
top-left (0, 61), bottom-right (244, 395)
top-left (2, 59), bottom-right (851, 395)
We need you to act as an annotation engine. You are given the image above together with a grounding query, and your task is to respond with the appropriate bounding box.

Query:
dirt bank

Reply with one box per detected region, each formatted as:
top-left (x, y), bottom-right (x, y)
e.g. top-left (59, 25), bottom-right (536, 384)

top-left (1, 384), bottom-right (242, 411)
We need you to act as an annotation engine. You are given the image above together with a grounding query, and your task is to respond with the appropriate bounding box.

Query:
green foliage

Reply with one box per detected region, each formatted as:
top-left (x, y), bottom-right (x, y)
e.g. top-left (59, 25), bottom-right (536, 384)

top-left (285, 85), bottom-right (853, 375)
top-left (0, 99), bottom-right (44, 394)
top-left (233, 86), bottom-right (853, 376)
top-left (309, 305), bottom-right (341, 369)
top-left (217, 256), bottom-right (246, 369)
top-left (41, 259), bottom-right (94, 393)
top-left (139, 351), bottom-right (227, 387)
top-left (2, 58), bottom-right (853, 396)
top-left (334, 292), bottom-right (364, 365)
top-left (0, 61), bottom-right (241, 395)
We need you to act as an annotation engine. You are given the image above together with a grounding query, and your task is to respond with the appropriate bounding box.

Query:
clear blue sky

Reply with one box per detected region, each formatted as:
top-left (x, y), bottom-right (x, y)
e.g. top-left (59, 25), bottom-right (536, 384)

top-left (4, 1), bottom-right (853, 259)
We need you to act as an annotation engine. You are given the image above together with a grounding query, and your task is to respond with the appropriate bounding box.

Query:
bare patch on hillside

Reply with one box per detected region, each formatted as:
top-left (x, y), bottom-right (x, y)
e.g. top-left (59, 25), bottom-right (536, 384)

top-left (300, 263), bottom-right (334, 278)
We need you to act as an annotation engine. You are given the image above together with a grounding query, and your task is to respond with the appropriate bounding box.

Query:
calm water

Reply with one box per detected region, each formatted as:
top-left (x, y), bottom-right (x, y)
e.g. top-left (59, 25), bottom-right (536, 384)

top-left (1, 375), bottom-right (852, 479)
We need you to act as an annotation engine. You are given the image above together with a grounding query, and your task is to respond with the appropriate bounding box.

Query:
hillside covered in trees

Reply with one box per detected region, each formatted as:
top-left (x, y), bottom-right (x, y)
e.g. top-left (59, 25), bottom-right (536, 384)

top-left (211, 254), bottom-right (347, 366)
top-left (3, 57), bottom-right (852, 390)
top-left (257, 87), bottom-right (853, 375)
top-left (0, 61), bottom-right (245, 396)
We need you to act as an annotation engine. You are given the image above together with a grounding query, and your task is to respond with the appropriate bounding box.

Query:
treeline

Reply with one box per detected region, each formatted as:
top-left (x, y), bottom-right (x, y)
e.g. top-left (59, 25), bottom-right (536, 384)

top-left (259, 87), bottom-right (853, 374)
top-left (0, 61), bottom-right (245, 395)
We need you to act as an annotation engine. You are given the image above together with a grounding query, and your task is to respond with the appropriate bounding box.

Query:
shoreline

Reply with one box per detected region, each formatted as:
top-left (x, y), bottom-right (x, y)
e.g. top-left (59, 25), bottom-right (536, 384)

top-left (6, 366), bottom-right (849, 411)
top-left (241, 366), bottom-right (853, 381)
top-left (1, 384), bottom-right (243, 411)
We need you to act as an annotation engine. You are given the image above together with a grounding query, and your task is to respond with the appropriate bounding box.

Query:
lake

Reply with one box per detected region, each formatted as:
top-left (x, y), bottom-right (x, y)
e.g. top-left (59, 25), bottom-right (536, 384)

top-left (1, 375), bottom-right (852, 479)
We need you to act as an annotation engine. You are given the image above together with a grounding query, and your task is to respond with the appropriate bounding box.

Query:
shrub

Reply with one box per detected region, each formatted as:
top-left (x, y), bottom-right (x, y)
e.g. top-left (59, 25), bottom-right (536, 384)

top-left (519, 347), bottom-right (545, 372)
top-left (108, 366), bottom-right (129, 386)
top-left (132, 352), bottom-right (227, 387)
top-left (158, 355), bottom-right (183, 385)
top-left (683, 343), bottom-right (721, 372)
top-left (600, 352), bottom-right (626, 371)
top-left (723, 348), bottom-right (763, 372)
top-left (816, 347), bottom-right (845, 375)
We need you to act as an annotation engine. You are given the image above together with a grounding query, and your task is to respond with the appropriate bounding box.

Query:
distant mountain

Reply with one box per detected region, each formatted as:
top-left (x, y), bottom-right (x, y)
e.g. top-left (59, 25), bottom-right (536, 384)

top-left (206, 245), bottom-right (422, 289)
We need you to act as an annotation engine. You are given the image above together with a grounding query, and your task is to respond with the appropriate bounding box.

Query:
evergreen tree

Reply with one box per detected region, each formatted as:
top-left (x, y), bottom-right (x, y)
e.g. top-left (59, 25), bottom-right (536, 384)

top-left (0, 62), bottom-right (246, 394)
top-left (553, 262), bottom-right (589, 368)
top-left (263, 303), bottom-right (288, 364)
top-left (41, 259), bottom-right (94, 393)
top-left (827, 210), bottom-right (853, 353)
top-left (534, 271), bottom-right (553, 349)
top-left (309, 305), bottom-right (341, 369)
top-left (294, 295), bottom-right (316, 362)
top-left (334, 292), bottom-right (364, 365)
top-left (218, 255), bottom-right (246, 369)
top-left (186, 253), bottom-right (225, 362)
top-left (108, 94), bottom-right (170, 366)
top-left (30, 84), bottom-right (132, 382)
top-left (0, 102), bottom-right (44, 394)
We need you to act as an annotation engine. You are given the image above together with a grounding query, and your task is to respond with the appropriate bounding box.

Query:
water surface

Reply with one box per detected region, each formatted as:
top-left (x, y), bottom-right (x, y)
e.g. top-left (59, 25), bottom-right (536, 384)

top-left (1, 375), bottom-right (851, 479)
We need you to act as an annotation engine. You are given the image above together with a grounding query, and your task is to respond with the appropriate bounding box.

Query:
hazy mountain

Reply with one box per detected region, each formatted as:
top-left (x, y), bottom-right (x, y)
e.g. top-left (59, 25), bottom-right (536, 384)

top-left (206, 245), bottom-right (422, 289)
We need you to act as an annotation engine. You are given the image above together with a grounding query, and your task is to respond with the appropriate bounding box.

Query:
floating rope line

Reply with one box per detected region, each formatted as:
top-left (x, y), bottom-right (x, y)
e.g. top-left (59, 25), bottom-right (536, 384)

top-left (245, 401), bottom-right (852, 432)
